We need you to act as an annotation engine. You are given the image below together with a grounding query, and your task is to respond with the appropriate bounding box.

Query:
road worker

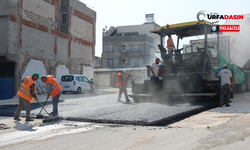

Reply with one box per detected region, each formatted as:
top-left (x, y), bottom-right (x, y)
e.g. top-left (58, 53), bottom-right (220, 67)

top-left (14, 72), bottom-right (40, 121)
top-left (116, 70), bottom-right (131, 103)
top-left (41, 75), bottom-right (62, 117)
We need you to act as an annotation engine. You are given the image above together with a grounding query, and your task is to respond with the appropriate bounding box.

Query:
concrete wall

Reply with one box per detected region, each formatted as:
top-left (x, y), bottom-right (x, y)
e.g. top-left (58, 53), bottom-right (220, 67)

top-left (117, 23), bottom-right (162, 47)
top-left (71, 15), bottom-right (92, 42)
top-left (0, 17), bottom-right (8, 55)
top-left (94, 74), bottom-right (110, 87)
top-left (94, 69), bottom-right (147, 88)
top-left (69, 0), bottom-right (96, 19)
top-left (22, 0), bottom-right (55, 22)
top-left (1, 0), bottom-right (96, 96)
top-left (8, 21), bottom-right (18, 55)
top-left (21, 26), bottom-right (54, 59)
top-left (0, 0), bottom-right (9, 16)
top-left (56, 65), bottom-right (69, 82)
top-left (56, 37), bottom-right (69, 63)
top-left (21, 59), bottom-right (47, 88)
top-left (83, 66), bottom-right (93, 80)
top-left (70, 42), bottom-right (93, 65)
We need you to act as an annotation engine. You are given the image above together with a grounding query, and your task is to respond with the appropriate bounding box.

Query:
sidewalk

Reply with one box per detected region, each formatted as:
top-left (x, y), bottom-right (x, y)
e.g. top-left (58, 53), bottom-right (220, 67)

top-left (170, 92), bottom-right (250, 128)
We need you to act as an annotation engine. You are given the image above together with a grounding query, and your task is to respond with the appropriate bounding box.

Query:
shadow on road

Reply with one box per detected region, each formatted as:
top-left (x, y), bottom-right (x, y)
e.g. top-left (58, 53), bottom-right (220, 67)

top-left (0, 100), bottom-right (65, 117)
top-left (13, 121), bottom-right (37, 131)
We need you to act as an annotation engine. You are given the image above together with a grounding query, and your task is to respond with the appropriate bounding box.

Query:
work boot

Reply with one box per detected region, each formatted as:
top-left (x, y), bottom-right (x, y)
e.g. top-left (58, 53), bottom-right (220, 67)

top-left (126, 99), bottom-right (132, 103)
top-left (49, 112), bottom-right (58, 117)
top-left (14, 117), bottom-right (21, 121)
top-left (25, 118), bottom-right (34, 121)
top-left (220, 105), bottom-right (223, 107)
top-left (53, 113), bottom-right (58, 117)
top-left (49, 112), bottom-right (54, 117)
top-left (225, 104), bottom-right (231, 107)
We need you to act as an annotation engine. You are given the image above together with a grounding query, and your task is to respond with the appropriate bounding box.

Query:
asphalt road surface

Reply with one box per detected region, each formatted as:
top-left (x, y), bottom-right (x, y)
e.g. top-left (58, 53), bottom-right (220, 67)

top-left (0, 89), bottom-right (217, 126)
top-left (1, 91), bottom-right (250, 150)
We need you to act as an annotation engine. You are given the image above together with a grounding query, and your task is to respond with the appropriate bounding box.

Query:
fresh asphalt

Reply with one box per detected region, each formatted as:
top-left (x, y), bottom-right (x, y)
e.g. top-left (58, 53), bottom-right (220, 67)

top-left (0, 91), bottom-right (218, 126)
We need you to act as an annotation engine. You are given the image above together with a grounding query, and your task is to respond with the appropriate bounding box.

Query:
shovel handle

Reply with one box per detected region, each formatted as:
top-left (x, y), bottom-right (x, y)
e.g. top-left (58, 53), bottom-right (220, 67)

top-left (37, 100), bottom-right (50, 115)
top-left (38, 97), bottom-right (49, 115)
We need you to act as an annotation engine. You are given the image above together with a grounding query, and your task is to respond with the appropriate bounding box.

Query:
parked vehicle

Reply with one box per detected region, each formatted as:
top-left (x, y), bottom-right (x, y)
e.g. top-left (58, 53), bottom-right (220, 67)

top-left (60, 74), bottom-right (91, 94)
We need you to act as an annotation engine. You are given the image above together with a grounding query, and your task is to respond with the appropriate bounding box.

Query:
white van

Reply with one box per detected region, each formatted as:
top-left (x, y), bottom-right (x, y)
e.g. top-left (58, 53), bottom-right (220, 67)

top-left (60, 75), bottom-right (91, 94)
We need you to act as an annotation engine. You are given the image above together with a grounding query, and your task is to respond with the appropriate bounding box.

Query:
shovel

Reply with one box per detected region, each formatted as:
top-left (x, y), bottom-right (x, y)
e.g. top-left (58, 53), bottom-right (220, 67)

top-left (36, 98), bottom-right (49, 118)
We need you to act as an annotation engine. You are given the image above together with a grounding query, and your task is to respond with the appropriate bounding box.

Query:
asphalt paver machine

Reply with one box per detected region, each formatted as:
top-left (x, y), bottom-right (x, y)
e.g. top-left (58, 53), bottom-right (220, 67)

top-left (129, 20), bottom-right (239, 102)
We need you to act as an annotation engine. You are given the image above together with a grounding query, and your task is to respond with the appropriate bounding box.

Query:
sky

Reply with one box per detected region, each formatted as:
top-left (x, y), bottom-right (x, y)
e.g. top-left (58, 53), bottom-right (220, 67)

top-left (79, 0), bottom-right (250, 57)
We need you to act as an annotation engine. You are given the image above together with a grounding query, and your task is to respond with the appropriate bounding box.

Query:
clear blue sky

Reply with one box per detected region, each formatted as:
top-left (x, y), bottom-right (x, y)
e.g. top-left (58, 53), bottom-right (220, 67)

top-left (80, 0), bottom-right (250, 57)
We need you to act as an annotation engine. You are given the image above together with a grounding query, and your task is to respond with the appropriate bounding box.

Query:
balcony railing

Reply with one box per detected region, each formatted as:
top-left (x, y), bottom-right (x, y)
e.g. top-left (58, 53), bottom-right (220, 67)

top-left (121, 48), bottom-right (144, 52)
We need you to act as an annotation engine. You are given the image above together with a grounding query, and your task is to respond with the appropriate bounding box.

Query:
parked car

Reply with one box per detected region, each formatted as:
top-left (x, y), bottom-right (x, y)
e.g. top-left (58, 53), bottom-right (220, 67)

top-left (60, 74), bottom-right (91, 94)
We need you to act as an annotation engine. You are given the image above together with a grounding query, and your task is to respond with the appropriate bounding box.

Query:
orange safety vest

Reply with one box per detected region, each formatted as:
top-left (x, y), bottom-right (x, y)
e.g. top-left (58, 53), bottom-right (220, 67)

top-left (46, 75), bottom-right (61, 97)
top-left (17, 77), bottom-right (36, 102)
top-left (116, 72), bottom-right (126, 86)
top-left (167, 38), bottom-right (174, 50)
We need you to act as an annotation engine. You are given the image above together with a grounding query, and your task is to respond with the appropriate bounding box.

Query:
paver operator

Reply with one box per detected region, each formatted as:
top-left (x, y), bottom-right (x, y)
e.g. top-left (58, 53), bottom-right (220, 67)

top-left (167, 35), bottom-right (175, 54)
top-left (14, 72), bottom-right (40, 121)
top-left (41, 75), bottom-right (62, 117)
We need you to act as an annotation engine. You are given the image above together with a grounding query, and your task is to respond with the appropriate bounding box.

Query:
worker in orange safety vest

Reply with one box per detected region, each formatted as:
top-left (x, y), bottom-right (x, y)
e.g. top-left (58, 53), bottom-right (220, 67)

top-left (41, 75), bottom-right (62, 117)
top-left (167, 35), bottom-right (175, 54)
top-left (116, 70), bottom-right (131, 103)
top-left (167, 35), bottom-right (176, 72)
top-left (14, 72), bottom-right (40, 121)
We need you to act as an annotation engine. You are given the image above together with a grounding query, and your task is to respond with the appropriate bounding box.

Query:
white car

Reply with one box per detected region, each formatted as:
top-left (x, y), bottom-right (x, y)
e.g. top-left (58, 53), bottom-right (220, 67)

top-left (60, 75), bottom-right (91, 94)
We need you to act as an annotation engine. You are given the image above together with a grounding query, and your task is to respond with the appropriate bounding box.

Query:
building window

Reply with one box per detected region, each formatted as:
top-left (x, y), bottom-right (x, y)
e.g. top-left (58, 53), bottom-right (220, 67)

top-left (107, 59), bottom-right (113, 66)
top-left (108, 45), bottom-right (114, 52)
top-left (61, 12), bottom-right (67, 25)
top-left (129, 59), bottom-right (135, 66)
top-left (122, 59), bottom-right (125, 66)
top-left (129, 45), bottom-right (135, 52)
top-left (139, 58), bottom-right (144, 66)
top-left (139, 44), bottom-right (144, 51)
top-left (122, 45), bottom-right (126, 52)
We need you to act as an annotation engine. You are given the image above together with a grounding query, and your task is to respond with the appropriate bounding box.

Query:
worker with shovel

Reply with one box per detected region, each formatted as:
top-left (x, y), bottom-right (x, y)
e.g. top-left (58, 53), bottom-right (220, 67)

top-left (14, 73), bottom-right (40, 121)
top-left (41, 75), bottom-right (62, 117)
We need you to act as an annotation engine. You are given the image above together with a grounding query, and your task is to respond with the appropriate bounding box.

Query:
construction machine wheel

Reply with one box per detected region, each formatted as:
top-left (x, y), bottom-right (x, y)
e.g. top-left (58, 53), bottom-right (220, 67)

top-left (236, 83), bottom-right (246, 93)
top-left (133, 97), bottom-right (140, 103)
top-left (246, 75), bottom-right (250, 92)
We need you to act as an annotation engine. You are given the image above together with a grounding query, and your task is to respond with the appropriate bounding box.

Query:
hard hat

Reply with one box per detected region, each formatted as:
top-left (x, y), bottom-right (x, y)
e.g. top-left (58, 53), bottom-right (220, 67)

top-left (33, 72), bottom-right (40, 79)
top-left (223, 64), bottom-right (228, 68)
top-left (122, 70), bottom-right (126, 72)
